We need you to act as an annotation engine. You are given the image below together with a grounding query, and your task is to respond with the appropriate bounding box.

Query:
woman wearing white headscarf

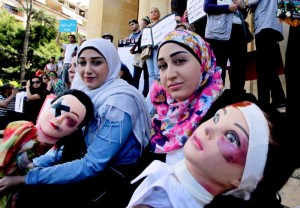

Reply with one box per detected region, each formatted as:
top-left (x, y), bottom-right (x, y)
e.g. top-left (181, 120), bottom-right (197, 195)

top-left (0, 38), bottom-right (151, 207)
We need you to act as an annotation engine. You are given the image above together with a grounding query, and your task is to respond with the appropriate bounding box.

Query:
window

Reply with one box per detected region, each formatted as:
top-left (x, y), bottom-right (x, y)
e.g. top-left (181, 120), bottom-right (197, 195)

top-left (4, 3), bottom-right (18, 14)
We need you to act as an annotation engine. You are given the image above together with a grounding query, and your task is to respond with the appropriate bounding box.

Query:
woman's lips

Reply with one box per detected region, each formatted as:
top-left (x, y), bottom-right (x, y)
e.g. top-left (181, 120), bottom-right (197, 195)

top-left (168, 82), bottom-right (182, 90)
top-left (84, 77), bottom-right (94, 82)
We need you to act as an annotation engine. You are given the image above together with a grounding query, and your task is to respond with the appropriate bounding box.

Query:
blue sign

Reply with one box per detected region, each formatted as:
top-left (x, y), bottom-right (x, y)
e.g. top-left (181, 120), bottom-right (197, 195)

top-left (59, 19), bottom-right (77, 32)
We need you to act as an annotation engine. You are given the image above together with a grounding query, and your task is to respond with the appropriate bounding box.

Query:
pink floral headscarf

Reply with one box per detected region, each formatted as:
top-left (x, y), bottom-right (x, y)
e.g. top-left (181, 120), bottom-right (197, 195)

top-left (149, 29), bottom-right (223, 153)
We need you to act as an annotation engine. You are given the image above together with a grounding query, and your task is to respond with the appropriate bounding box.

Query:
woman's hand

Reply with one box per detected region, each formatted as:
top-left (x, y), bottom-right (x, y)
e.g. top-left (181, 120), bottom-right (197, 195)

top-left (27, 163), bottom-right (35, 169)
top-left (0, 176), bottom-right (26, 192)
top-left (229, 2), bottom-right (239, 12)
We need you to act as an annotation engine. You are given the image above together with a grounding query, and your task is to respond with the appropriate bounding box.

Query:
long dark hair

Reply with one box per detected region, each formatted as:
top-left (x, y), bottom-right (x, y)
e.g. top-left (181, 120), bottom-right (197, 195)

top-left (29, 76), bottom-right (47, 94)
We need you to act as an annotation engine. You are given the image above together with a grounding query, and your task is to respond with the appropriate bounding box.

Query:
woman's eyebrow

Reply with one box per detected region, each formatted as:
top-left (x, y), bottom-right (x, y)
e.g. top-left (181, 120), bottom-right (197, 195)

top-left (157, 51), bottom-right (188, 62)
top-left (170, 51), bottom-right (188, 58)
top-left (234, 123), bottom-right (249, 140)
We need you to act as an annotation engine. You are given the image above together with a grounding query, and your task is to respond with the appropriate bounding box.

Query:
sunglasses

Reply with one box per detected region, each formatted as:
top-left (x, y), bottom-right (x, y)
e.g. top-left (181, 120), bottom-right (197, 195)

top-left (43, 77), bottom-right (48, 80)
top-left (32, 81), bottom-right (41, 84)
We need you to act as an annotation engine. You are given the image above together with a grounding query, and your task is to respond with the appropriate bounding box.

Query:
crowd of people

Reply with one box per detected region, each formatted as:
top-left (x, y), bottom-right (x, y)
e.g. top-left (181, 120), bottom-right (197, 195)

top-left (0, 1), bottom-right (298, 208)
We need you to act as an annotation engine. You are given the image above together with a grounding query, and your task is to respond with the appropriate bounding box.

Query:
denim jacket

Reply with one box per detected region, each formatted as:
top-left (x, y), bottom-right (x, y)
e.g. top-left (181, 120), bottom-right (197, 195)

top-left (27, 109), bottom-right (140, 185)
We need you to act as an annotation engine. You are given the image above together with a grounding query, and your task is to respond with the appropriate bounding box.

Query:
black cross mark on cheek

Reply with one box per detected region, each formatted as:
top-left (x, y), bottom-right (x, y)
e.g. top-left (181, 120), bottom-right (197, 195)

top-left (52, 98), bottom-right (70, 117)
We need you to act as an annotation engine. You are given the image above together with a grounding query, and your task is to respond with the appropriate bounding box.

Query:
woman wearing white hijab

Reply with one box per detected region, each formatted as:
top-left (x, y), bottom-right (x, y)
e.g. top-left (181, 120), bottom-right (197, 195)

top-left (0, 38), bottom-right (151, 207)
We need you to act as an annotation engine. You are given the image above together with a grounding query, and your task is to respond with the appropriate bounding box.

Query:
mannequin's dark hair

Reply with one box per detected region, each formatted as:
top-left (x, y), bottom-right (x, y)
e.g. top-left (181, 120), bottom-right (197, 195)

top-left (203, 90), bottom-right (295, 208)
top-left (51, 89), bottom-right (94, 163)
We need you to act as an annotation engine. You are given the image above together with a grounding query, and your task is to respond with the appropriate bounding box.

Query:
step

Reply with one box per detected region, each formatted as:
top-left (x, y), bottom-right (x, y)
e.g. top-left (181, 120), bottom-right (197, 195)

top-left (280, 168), bottom-right (300, 208)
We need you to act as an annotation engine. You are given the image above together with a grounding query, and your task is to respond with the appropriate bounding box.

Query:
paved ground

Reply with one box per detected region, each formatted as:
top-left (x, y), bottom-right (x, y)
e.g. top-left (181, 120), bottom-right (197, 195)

top-left (280, 168), bottom-right (300, 208)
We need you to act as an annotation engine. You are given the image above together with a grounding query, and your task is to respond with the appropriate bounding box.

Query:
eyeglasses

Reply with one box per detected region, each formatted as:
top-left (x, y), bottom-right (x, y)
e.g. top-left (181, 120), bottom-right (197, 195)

top-left (32, 81), bottom-right (41, 84)
top-left (43, 77), bottom-right (48, 80)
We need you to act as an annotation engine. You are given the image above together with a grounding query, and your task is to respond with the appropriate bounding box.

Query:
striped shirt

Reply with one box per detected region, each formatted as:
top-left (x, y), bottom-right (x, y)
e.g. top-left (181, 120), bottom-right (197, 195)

top-left (0, 95), bottom-right (16, 116)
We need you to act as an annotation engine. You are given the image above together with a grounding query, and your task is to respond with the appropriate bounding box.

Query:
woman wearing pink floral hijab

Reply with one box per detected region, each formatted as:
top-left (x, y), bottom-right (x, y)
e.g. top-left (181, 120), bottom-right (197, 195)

top-left (148, 29), bottom-right (223, 164)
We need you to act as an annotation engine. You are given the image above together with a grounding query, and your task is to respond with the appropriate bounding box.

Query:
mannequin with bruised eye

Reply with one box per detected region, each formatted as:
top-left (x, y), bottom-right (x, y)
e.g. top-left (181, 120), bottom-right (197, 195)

top-left (0, 89), bottom-right (93, 208)
top-left (127, 101), bottom-right (272, 208)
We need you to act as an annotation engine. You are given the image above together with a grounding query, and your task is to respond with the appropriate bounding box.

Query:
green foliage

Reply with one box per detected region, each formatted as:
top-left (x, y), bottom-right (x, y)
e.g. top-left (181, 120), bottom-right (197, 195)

top-left (9, 80), bottom-right (20, 88)
top-left (0, 9), bottom-right (61, 82)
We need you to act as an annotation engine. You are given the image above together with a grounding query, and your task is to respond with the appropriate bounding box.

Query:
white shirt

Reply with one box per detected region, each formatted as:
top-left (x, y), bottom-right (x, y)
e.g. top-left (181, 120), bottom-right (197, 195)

top-left (127, 160), bottom-right (213, 208)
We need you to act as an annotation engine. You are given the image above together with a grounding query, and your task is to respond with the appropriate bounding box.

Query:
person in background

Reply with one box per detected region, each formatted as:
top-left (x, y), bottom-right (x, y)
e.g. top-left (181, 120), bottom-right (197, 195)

top-left (127, 19), bottom-right (143, 87)
top-left (102, 33), bottom-right (114, 42)
top-left (103, 33), bottom-right (135, 85)
top-left (43, 56), bottom-right (56, 75)
top-left (128, 19), bottom-right (142, 41)
top-left (0, 38), bottom-right (151, 208)
top-left (204, 0), bottom-right (249, 95)
top-left (171, 0), bottom-right (188, 23)
top-left (175, 22), bottom-right (195, 31)
top-left (0, 84), bottom-right (18, 129)
top-left (19, 80), bottom-right (27, 92)
top-left (127, 101), bottom-right (272, 208)
top-left (0, 89), bottom-right (94, 208)
top-left (145, 7), bottom-right (161, 88)
top-left (23, 76), bottom-right (49, 124)
top-left (171, 0), bottom-right (207, 38)
top-left (47, 71), bottom-right (65, 96)
top-left (56, 30), bottom-right (82, 90)
top-left (248, 0), bottom-right (286, 110)
top-left (41, 74), bottom-right (52, 94)
top-left (56, 56), bottom-right (64, 79)
top-left (68, 49), bottom-right (77, 84)
top-left (35, 69), bottom-right (44, 78)
top-left (130, 16), bottom-right (150, 97)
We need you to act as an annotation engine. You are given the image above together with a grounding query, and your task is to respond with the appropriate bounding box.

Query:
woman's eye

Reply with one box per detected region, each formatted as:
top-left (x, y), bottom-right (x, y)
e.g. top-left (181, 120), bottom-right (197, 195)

top-left (78, 61), bottom-right (86, 66)
top-left (91, 61), bottom-right (102, 66)
top-left (225, 131), bottom-right (240, 147)
top-left (174, 58), bottom-right (186, 64)
top-left (158, 63), bottom-right (167, 70)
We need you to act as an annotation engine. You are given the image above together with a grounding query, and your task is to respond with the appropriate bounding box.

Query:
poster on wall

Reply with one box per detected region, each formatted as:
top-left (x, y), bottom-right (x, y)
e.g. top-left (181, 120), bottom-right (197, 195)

top-left (59, 19), bottom-right (77, 32)
top-left (187, 0), bottom-right (206, 24)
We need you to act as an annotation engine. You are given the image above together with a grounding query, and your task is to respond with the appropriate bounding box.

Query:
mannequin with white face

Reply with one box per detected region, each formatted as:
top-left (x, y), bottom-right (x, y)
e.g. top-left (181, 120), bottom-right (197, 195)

top-left (127, 101), bottom-right (270, 208)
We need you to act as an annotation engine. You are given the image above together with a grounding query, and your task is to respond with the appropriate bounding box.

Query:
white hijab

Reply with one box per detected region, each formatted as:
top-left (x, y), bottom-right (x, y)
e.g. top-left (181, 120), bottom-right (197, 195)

top-left (71, 38), bottom-right (151, 149)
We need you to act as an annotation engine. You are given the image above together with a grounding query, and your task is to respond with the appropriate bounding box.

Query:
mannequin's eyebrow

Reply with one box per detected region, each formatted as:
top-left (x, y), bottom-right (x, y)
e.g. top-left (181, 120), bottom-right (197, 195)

top-left (235, 123), bottom-right (249, 139)
top-left (71, 111), bottom-right (79, 119)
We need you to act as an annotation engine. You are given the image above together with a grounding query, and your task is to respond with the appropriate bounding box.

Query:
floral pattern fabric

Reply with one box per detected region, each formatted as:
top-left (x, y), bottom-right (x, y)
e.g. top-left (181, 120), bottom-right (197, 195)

top-left (149, 29), bottom-right (223, 153)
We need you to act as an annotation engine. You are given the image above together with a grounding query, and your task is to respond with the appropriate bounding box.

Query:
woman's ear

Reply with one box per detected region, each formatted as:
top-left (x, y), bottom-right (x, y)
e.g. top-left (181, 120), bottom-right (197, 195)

top-left (230, 179), bottom-right (241, 188)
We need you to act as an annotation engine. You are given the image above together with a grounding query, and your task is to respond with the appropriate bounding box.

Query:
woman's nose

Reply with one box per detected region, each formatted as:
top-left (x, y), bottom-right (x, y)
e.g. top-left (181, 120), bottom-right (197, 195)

top-left (167, 66), bottom-right (177, 79)
top-left (84, 63), bottom-right (93, 74)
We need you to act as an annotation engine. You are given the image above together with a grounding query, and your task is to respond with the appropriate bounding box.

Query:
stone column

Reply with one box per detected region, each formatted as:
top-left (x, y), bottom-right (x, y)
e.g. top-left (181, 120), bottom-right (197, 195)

top-left (86, 0), bottom-right (104, 39)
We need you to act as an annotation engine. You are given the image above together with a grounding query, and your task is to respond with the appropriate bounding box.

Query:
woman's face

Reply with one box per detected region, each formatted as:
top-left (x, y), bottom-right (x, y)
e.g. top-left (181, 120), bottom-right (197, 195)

top-left (184, 106), bottom-right (249, 191)
top-left (149, 7), bottom-right (160, 21)
top-left (31, 78), bottom-right (41, 89)
top-left (78, 49), bottom-right (109, 90)
top-left (38, 94), bottom-right (86, 144)
top-left (42, 76), bottom-right (49, 83)
top-left (158, 42), bottom-right (201, 101)
top-left (68, 56), bottom-right (77, 83)
top-left (140, 20), bottom-right (148, 30)
top-left (48, 72), bottom-right (57, 80)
